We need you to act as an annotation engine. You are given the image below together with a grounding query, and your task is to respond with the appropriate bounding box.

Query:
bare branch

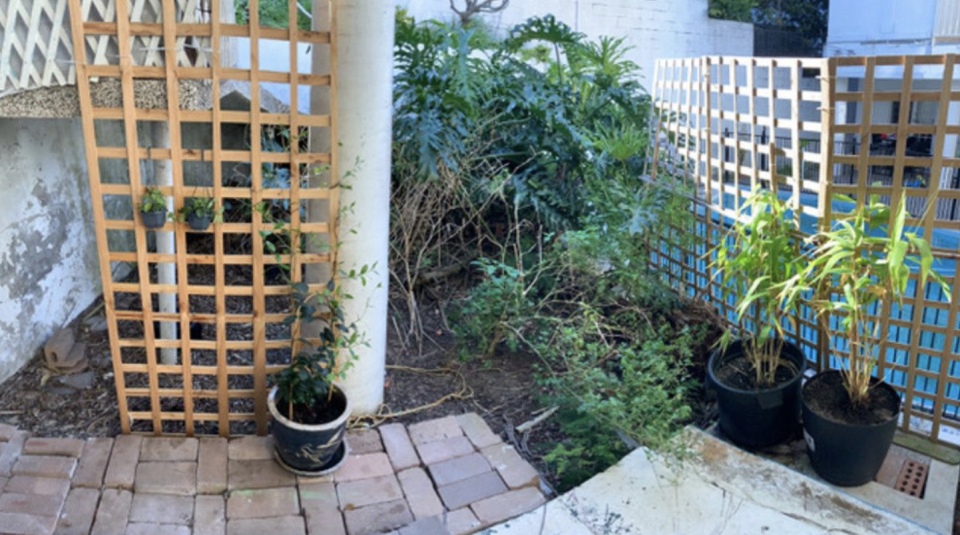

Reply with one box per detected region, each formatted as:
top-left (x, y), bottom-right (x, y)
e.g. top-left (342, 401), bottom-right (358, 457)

top-left (449, 0), bottom-right (510, 26)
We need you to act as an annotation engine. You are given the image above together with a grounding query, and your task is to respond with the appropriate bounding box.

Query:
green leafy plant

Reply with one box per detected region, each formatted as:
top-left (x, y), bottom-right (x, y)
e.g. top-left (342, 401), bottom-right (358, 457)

top-left (782, 196), bottom-right (948, 405)
top-left (141, 187), bottom-right (168, 214)
top-left (710, 189), bottom-right (806, 387)
top-left (708, 0), bottom-right (757, 22)
top-left (256, 203), bottom-right (368, 420)
top-left (177, 196), bottom-right (223, 223)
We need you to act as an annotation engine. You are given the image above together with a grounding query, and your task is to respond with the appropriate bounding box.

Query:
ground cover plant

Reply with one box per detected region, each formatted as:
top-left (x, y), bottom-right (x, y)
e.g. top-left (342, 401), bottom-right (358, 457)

top-left (390, 10), bottom-right (720, 490)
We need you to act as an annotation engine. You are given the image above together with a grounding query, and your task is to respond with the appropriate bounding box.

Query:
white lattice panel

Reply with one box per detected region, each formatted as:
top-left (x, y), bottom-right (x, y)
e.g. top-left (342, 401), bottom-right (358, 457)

top-left (0, 0), bottom-right (209, 95)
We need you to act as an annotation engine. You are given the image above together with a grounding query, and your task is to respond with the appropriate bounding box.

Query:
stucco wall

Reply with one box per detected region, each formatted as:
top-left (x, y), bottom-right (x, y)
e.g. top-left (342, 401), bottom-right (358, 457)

top-left (396, 0), bottom-right (754, 85)
top-left (0, 118), bottom-right (101, 383)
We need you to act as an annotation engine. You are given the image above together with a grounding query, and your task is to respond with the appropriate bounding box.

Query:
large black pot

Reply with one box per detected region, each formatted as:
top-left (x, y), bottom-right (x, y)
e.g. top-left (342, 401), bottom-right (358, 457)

top-left (141, 210), bottom-right (167, 229)
top-left (707, 339), bottom-right (806, 449)
top-left (268, 385), bottom-right (350, 475)
top-left (802, 370), bottom-right (900, 486)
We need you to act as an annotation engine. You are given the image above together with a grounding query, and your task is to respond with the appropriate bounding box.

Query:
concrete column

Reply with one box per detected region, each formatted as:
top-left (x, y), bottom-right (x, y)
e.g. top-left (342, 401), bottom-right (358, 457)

top-left (309, 0), bottom-right (394, 414)
top-left (150, 122), bottom-right (178, 365)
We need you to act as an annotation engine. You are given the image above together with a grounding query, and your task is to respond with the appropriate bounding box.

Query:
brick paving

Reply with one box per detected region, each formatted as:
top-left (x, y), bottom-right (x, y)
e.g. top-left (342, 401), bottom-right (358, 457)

top-left (0, 415), bottom-right (545, 535)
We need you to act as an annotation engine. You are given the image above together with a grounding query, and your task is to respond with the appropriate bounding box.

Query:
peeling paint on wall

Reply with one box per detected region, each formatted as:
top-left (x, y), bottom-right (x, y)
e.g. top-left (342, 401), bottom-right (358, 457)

top-left (0, 118), bottom-right (101, 382)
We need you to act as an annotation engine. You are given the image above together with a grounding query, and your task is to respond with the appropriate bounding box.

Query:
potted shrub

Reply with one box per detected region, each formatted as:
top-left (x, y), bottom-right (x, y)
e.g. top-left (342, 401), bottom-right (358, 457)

top-left (259, 204), bottom-right (365, 476)
top-left (140, 187), bottom-right (168, 229)
top-left (177, 196), bottom-right (221, 231)
top-left (708, 189), bottom-right (807, 449)
top-left (786, 195), bottom-right (946, 486)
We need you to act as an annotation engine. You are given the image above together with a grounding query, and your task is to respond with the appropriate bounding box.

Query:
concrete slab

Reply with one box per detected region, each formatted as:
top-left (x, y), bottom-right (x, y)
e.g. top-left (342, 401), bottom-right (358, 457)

top-left (486, 428), bottom-right (938, 535)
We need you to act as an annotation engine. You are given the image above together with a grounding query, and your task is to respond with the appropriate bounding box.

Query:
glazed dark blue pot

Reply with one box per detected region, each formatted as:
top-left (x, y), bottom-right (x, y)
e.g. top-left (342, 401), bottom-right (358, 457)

top-left (141, 210), bottom-right (167, 229)
top-left (269, 385), bottom-right (350, 475)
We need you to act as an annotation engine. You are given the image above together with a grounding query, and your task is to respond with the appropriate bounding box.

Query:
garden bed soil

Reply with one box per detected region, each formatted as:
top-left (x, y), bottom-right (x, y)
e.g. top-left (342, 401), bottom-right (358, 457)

top-left (804, 372), bottom-right (900, 426)
top-left (714, 354), bottom-right (797, 391)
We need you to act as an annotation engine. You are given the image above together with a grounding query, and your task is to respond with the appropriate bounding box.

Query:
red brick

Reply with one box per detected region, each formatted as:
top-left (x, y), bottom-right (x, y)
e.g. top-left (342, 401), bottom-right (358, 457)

top-left (128, 493), bottom-right (194, 525)
top-left (103, 436), bottom-right (142, 490)
top-left (407, 417), bottom-right (462, 445)
top-left (397, 468), bottom-right (442, 520)
top-left (197, 438), bottom-right (228, 494)
top-left (227, 487), bottom-right (299, 520)
top-left (126, 524), bottom-right (191, 535)
top-left (0, 430), bottom-right (30, 477)
top-left (140, 438), bottom-right (199, 462)
top-left (0, 512), bottom-right (58, 535)
top-left (54, 488), bottom-right (99, 535)
top-left (416, 436), bottom-right (474, 466)
top-left (0, 492), bottom-right (64, 518)
top-left (91, 488), bottom-right (132, 535)
top-left (4, 476), bottom-right (70, 499)
top-left (194, 495), bottom-right (226, 535)
top-left (455, 414), bottom-right (501, 449)
top-left (227, 437), bottom-right (274, 461)
top-left (427, 453), bottom-right (490, 487)
top-left (23, 439), bottom-right (85, 458)
top-left (73, 438), bottom-right (114, 489)
top-left (227, 516), bottom-right (306, 535)
top-left (436, 471), bottom-right (506, 511)
top-left (343, 499), bottom-right (413, 535)
top-left (227, 459), bottom-right (295, 491)
top-left (479, 444), bottom-right (540, 490)
top-left (12, 455), bottom-right (77, 479)
top-left (299, 482), bottom-right (345, 535)
top-left (134, 462), bottom-right (197, 496)
top-left (337, 474), bottom-right (403, 509)
top-left (469, 487), bottom-right (545, 526)
top-left (334, 453), bottom-right (394, 483)
top-left (445, 508), bottom-right (481, 535)
top-left (379, 424), bottom-right (419, 471)
top-left (0, 423), bottom-right (16, 442)
top-left (346, 430), bottom-right (383, 455)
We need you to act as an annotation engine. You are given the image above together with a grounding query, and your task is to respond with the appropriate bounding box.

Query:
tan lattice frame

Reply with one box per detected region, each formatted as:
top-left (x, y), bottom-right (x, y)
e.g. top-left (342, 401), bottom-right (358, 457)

top-left (67, 0), bottom-right (337, 436)
top-left (652, 55), bottom-right (960, 447)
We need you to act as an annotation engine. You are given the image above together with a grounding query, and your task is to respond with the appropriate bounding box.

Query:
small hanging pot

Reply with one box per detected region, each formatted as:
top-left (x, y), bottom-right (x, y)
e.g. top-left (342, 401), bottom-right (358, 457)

top-left (187, 212), bottom-right (212, 231)
top-left (141, 210), bottom-right (167, 229)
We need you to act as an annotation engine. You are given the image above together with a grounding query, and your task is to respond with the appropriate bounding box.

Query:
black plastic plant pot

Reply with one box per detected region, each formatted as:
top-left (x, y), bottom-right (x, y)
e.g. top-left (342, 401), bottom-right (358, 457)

top-left (141, 210), bottom-right (167, 229)
top-left (268, 385), bottom-right (351, 476)
top-left (802, 370), bottom-right (900, 487)
top-left (707, 339), bottom-right (806, 449)
top-left (187, 213), bottom-right (211, 231)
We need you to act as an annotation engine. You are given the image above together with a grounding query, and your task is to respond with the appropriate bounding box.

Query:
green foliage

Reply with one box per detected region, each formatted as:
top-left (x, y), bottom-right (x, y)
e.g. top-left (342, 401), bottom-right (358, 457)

top-left (541, 406), bottom-right (631, 490)
top-left (710, 190), bottom-right (805, 386)
top-left (450, 259), bottom-right (534, 359)
top-left (781, 196), bottom-right (948, 405)
top-left (141, 188), bottom-right (167, 214)
top-left (255, 203), bottom-right (367, 419)
top-left (235, 0), bottom-right (311, 30)
top-left (708, 0), bottom-right (757, 22)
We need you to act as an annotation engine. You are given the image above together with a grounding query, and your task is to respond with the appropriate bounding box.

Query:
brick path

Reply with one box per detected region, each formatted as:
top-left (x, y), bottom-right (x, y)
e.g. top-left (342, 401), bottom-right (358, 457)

top-left (0, 414), bottom-right (546, 535)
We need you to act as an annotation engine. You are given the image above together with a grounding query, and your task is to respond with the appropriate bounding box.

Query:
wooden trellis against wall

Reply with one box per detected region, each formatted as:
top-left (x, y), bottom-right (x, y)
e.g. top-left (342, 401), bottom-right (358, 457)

top-left (66, 0), bottom-right (337, 436)
top-left (651, 54), bottom-right (960, 447)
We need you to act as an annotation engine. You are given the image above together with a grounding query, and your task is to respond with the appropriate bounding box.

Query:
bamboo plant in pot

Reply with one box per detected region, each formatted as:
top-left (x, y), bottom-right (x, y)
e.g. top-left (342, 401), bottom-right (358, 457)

top-left (140, 187), bottom-right (169, 229)
top-left (785, 195), bottom-right (946, 486)
top-left (260, 204), bottom-right (364, 476)
top-left (708, 189), bottom-right (807, 449)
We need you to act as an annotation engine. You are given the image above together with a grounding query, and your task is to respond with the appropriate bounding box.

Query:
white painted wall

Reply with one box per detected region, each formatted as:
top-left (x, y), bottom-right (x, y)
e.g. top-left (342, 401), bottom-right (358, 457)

top-left (0, 118), bottom-right (101, 383)
top-left (396, 0), bottom-right (753, 86)
top-left (825, 0), bottom-right (960, 58)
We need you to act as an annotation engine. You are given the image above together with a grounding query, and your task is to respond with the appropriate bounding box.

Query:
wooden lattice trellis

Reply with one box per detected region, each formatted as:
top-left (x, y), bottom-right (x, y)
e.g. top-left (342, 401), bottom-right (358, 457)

top-left (66, 0), bottom-right (337, 436)
top-left (651, 54), bottom-right (960, 447)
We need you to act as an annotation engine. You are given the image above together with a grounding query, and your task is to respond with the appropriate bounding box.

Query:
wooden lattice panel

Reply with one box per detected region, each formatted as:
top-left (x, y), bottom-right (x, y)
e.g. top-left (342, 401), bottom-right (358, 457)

top-left (66, 0), bottom-right (337, 436)
top-left (651, 54), bottom-right (960, 447)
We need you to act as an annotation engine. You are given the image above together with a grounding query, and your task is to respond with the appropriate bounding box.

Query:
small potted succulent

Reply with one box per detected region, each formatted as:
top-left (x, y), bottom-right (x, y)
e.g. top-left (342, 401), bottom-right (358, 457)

top-left (708, 189), bottom-right (807, 449)
top-left (140, 187), bottom-right (169, 229)
top-left (178, 196), bottom-right (221, 231)
top-left (783, 195), bottom-right (946, 486)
